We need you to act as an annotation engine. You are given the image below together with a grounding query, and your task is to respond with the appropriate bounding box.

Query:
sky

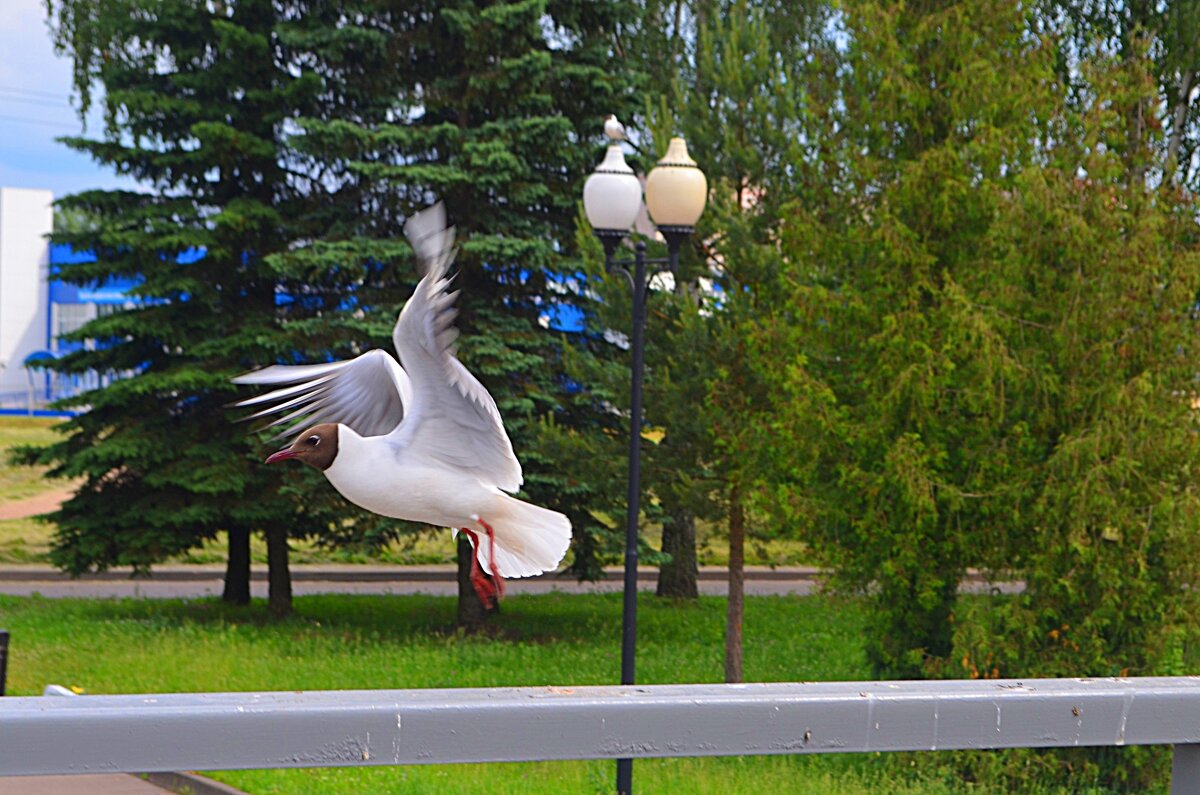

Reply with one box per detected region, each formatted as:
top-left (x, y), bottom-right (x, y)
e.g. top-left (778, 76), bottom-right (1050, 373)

top-left (0, 0), bottom-right (135, 198)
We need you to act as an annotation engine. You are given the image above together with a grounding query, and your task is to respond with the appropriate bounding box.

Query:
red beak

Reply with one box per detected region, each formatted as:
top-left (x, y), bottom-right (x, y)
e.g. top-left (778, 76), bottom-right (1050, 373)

top-left (264, 449), bottom-right (299, 465)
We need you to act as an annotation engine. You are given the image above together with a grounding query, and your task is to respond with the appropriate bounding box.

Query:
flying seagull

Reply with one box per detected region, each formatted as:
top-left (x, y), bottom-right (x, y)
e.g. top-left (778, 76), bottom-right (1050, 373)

top-left (231, 203), bottom-right (571, 607)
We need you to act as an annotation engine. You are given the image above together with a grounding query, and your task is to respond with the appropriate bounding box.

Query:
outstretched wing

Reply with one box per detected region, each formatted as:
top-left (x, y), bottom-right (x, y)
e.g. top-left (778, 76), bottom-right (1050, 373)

top-left (388, 203), bottom-right (523, 492)
top-left (232, 349), bottom-right (412, 439)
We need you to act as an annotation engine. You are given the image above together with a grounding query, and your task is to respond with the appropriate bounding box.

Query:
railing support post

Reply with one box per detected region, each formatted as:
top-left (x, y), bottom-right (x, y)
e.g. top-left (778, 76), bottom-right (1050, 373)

top-left (1172, 744), bottom-right (1200, 795)
top-left (0, 630), bottom-right (8, 697)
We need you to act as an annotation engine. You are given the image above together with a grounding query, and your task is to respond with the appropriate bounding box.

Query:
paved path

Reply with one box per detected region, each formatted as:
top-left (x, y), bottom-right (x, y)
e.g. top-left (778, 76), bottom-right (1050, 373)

top-left (0, 564), bottom-right (826, 597)
top-left (0, 564), bottom-right (1019, 598)
top-left (0, 773), bottom-right (243, 795)
top-left (0, 487), bottom-right (75, 521)
top-left (0, 775), bottom-right (169, 795)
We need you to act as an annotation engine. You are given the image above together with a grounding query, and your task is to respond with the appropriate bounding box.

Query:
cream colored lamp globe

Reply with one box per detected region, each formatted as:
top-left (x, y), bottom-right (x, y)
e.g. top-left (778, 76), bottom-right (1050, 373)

top-left (645, 137), bottom-right (707, 229)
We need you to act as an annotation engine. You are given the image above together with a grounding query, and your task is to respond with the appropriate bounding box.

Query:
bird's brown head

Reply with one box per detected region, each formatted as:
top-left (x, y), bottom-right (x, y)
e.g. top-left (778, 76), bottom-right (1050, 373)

top-left (264, 423), bottom-right (339, 471)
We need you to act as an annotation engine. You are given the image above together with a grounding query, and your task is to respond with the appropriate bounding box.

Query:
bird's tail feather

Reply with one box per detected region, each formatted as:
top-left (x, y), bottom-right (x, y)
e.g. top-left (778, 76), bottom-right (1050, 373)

top-left (469, 497), bottom-right (571, 579)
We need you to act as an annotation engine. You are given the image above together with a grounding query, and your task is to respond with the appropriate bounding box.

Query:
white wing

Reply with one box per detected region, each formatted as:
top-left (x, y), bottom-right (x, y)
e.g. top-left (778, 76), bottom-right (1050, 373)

top-left (232, 349), bottom-right (412, 438)
top-left (389, 203), bottom-right (523, 492)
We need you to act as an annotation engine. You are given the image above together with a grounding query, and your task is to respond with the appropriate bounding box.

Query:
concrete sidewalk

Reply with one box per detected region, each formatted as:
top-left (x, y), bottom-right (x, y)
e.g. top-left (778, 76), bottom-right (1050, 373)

top-left (0, 775), bottom-right (168, 795)
top-left (0, 563), bottom-right (826, 581)
top-left (0, 772), bottom-right (243, 795)
top-left (0, 564), bottom-right (831, 598)
top-left (0, 564), bottom-right (1018, 599)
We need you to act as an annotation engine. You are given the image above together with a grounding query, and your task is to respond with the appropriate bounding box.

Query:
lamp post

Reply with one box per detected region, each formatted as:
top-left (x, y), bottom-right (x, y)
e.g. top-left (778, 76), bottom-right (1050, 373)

top-left (582, 131), bottom-right (706, 794)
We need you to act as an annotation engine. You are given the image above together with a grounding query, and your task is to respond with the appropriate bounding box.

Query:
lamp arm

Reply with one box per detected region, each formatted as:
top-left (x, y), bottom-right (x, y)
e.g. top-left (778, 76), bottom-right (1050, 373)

top-left (606, 262), bottom-right (636, 294)
top-left (604, 230), bottom-right (688, 294)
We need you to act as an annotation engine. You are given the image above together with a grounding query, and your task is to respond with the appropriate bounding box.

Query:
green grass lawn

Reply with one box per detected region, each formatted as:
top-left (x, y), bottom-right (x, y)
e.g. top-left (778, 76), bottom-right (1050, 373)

top-left (0, 417), bottom-right (70, 563)
top-left (0, 416), bottom-right (64, 503)
top-left (0, 592), bottom-right (1145, 794)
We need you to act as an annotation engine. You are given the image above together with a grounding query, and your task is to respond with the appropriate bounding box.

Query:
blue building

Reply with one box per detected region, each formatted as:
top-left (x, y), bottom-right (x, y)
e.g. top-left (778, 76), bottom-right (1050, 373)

top-left (5, 242), bottom-right (203, 413)
top-left (21, 244), bottom-right (142, 409)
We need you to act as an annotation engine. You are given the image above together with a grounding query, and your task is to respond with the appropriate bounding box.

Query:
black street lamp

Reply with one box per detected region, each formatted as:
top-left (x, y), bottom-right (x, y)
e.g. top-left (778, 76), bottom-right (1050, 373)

top-left (583, 132), bottom-right (707, 794)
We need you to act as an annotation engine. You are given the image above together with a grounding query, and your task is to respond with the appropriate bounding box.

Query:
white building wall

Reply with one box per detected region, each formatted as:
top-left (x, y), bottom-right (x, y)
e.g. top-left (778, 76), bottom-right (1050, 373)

top-left (0, 188), bottom-right (53, 398)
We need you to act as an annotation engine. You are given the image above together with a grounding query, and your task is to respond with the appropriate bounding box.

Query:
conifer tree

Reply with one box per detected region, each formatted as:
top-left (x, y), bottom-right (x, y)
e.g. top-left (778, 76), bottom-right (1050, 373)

top-left (1046, 0), bottom-right (1200, 189)
top-left (778, 9), bottom-right (1200, 787)
top-left (563, 0), bottom-right (836, 610)
top-left (680, 0), bottom-right (835, 678)
top-left (28, 0), bottom-right (398, 615)
top-left (947, 31), bottom-right (1200, 791)
top-left (295, 0), bottom-right (643, 627)
top-left (781, 0), bottom-right (1063, 677)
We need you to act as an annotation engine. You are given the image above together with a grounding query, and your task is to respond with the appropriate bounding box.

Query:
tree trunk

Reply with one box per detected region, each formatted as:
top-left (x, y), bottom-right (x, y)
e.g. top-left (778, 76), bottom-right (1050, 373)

top-left (657, 510), bottom-right (698, 599)
top-left (1166, 70), bottom-right (1195, 182)
top-left (265, 526), bottom-right (292, 618)
top-left (725, 485), bottom-right (745, 683)
top-left (457, 533), bottom-right (496, 630)
top-left (222, 526), bottom-right (251, 605)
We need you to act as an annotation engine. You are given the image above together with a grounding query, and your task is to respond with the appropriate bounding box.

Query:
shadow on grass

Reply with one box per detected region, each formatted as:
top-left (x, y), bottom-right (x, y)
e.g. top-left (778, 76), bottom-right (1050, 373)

top-left (0, 590), bottom-right (688, 643)
top-left (0, 590), bottom-right (818, 650)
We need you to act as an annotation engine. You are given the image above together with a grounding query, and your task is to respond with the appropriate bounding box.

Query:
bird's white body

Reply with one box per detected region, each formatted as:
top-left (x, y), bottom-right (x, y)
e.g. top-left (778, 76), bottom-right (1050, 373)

top-left (325, 427), bottom-right (498, 528)
top-left (233, 203), bottom-right (572, 582)
top-left (604, 114), bottom-right (626, 141)
top-left (325, 427), bottom-right (569, 578)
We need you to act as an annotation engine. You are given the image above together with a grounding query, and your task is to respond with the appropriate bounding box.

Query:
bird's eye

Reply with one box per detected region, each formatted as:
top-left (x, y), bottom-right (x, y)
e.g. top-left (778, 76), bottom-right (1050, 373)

top-left (307, 435), bottom-right (320, 446)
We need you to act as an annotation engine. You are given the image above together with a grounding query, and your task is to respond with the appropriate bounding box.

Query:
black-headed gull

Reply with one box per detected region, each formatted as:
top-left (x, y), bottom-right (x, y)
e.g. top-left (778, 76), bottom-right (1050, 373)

top-left (232, 203), bottom-right (571, 606)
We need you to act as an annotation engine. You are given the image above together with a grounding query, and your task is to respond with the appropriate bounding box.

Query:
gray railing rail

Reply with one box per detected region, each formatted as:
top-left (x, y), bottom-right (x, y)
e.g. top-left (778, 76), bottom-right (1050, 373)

top-left (2, 677), bottom-right (1200, 792)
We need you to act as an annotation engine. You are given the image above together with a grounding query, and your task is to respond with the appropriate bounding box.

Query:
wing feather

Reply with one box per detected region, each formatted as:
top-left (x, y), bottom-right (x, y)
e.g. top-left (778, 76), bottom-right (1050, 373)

top-left (232, 349), bottom-right (411, 439)
top-left (388, 203), bottom-right (523, 492)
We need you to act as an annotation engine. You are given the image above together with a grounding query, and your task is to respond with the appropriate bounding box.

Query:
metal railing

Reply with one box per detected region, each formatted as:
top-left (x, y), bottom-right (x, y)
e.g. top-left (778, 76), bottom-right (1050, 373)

top-left (2, 677), bottom-right (1200, 791)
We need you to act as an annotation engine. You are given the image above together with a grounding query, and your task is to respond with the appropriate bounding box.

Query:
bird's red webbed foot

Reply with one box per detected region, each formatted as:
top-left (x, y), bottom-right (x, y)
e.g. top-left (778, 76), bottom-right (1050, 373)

top-left (461, 524), bottom-right (504, 609)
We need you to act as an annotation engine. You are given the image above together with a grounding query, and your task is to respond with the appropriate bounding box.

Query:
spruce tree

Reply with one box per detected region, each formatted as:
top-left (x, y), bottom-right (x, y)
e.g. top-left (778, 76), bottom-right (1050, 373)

top-left (295, 0), bottom-right (644, 627)
top-left (28, 0), bottom-right (398, 615)
top-left (774, 4), bottom-right (1200, 786)
top-left (1045, 0), bottom-right (1200, 189)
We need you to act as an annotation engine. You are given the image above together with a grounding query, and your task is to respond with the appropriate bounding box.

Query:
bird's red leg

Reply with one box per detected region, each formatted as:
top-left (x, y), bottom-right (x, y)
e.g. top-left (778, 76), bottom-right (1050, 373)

top-left (478, 519), bottom-right (505, 600)
top-left (460, 528), bottom-right (496, 608)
